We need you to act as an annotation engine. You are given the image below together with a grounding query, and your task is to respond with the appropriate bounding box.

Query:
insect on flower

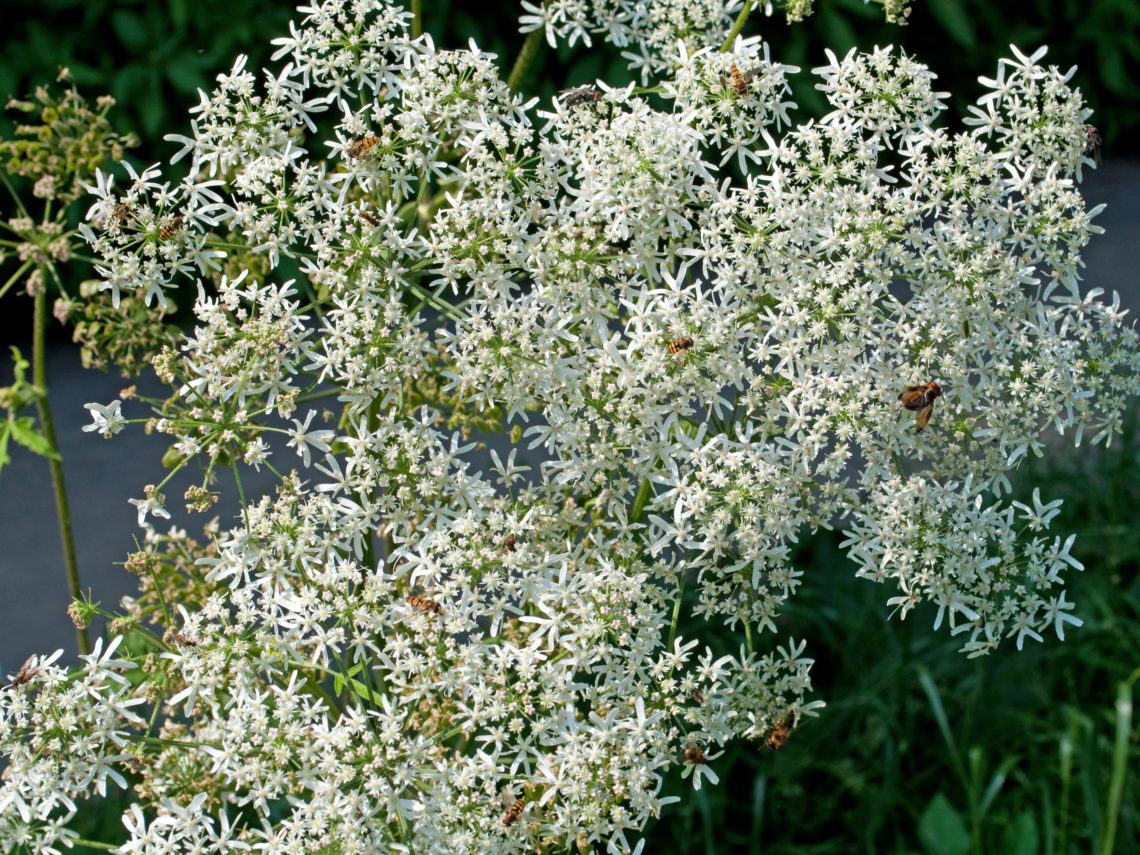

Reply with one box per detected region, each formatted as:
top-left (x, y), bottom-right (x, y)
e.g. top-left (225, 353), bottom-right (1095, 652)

top-left (898, 382), bottom-right (942, 432)
top-left (8, 655), bottom-right (42, 688)
top-left (1085, 125), bottom-right (1102, 166)
top-left (406, 595), bottom-right (442, 615)
top-left (667, 336), bottom-right (694, 355)
top-left (729, 64), bottom-right (749, 98)
top-left (765, 710), bottom-right (797, 750)
top-left (683, 745), bottom-right (707, 764)
top-left (560, 86), bottom-right (602, 109)
top-left (502, 798), bottom-right (526, 827)
top-left (159, 215), bottom-right (183, 240)
top-left (347, 134), bottom-right (380, 160)
top-left (106, 201), bottom-right (133, 231)
top-left (358, 209), bottom-right (381, 227)
top-left (503, 535), bottom-right (517, 552)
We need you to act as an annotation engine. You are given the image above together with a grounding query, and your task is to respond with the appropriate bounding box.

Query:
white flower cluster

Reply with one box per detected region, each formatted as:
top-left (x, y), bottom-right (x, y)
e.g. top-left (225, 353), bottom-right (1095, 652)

top-left (4, 1), bottom-right (1135, 853)
top-left (520, 0), bottom-right (747, 82)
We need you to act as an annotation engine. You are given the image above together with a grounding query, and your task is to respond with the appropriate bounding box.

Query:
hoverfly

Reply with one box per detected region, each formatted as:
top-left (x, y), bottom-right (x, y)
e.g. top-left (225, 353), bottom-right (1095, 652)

top-left (347, 134), bottom-right (380, 160)
top-left (765, 710), bottom-right (797, 750)
top-left (159, 215), bottom-right (183, 240)
top-left (107, 201), bottom-right (133, 231)
top-left (1085, 125), bottom-right (1102, 167)
top-left (729, 64), bottom-right (749, 98)
top-left (405, 595), bottom-right (442, 615)
top-left (667, 336), bottom-right (694, 355)
top-left (502, 797), bottom-right (526, 827)
top-left (560, 86), bottom-right (602, 109)
top-left (898, 381), bottom-right (942, 432)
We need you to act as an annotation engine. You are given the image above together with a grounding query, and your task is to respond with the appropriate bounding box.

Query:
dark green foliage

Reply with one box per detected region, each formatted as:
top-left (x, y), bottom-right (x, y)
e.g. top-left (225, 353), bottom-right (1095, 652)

top-left (1, 0), bottom-right (294, 142)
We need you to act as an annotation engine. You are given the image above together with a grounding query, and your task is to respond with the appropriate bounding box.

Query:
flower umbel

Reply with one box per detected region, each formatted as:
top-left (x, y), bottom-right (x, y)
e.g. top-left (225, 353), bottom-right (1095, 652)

top-left (1, 3), bottom-right (1133, 855)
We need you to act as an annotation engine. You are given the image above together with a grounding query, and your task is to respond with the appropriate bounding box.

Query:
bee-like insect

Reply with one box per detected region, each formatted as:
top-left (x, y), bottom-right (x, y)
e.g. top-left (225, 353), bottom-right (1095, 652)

top-left (8, 655), bottom-right (42, 688)
top-left (689, 688), bottom-right (705, 704)
top-left (765, 710), bottom-right (796, 750)
top-left (405, 595), bottom-right (442, 615)
top-left (898, 381), bottom-right (942, 433)
top-left (729, 64), bottom-right (749, 98)
top-left (1085, 124), bottom-right (1102, 167)
top-left (503, 535), bottom-right (517, 553)
top-left (683, 745), bottom-right (708, 764)
top-left (106, 201), bottom-right (133, 231)
top-left (358, 209), bottom-right (381, 227)
top-left (159, 215), bottom-right (183, 240)
top-left (667, 336), bottom-right (694, 355)
top-left (347, 134), bottom-right (380, 160)
top-left (502, 798), bottom-right (525, 827)
top-left (173, 633), bottom-right (197, 648)
top-left (560, 86), bottom-right (602, 109)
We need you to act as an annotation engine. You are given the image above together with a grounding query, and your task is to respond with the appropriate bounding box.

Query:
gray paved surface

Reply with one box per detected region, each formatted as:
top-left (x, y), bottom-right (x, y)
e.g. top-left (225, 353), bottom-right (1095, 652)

top-left (2, 160), bottom-right (1139, 674)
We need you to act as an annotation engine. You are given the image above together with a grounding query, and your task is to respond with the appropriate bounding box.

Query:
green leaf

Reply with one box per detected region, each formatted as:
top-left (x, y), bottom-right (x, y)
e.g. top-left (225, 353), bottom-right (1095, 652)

top-left (916, 666), bottom-right (967, 788)
top-left (818, 4), bottom-right (858, 54)
top-left (979, 753), bottom-right (1020, 815)
top-left (1001, 809), bottom-right (1039, 855)
top-left (1098, 49), bottom-right (1128, 95)
top-left (110, 10), bottom-right (148, 50)
top-left (9, 416), bottom-right (60, 460)
top-left (7, 346), bottom-right (29, 384)
top-left (926, 0), bottom-right (977, 50)
top-left (165, 52), bottom-right (205, 95)
top-left (918, 793), bottom-right (970, 855)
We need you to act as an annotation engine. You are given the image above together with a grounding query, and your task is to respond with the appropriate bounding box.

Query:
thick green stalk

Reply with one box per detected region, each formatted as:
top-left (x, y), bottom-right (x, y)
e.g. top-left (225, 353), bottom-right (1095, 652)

top-left (411, 0), bottom-right (422, 38)
top-left (33, 283), bottom-right (89, 655)
top-left (720, 0), bottom-right (755, 51)
top-left (507, 25), bottom-right (547, 94)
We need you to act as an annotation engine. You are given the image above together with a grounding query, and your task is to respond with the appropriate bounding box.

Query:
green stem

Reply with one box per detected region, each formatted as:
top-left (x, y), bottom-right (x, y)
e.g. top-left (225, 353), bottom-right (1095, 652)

top-left (33, 283), bottom-right (89, 655)
top-left (0, 259), bottom-right (35, 302)
top-left (411, 0), bottom-right (421, 37)
top-left (720, 0), bottom-right (756, 52)
top-left (507, 25), bottom-right (547, 94)
top-left (66, 839), bottom-right (118, 852)
top-left (1101, 673), bottom-right (1138, 855)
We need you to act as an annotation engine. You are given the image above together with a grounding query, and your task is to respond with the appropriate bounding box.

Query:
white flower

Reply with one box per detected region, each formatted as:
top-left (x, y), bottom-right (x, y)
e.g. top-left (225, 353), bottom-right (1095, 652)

top-left (285, 410), bottom-right (335, 467)
top-left (128, 485), bottom-right (170, 526)
top-left (81, 400), bottom-right (127, 437)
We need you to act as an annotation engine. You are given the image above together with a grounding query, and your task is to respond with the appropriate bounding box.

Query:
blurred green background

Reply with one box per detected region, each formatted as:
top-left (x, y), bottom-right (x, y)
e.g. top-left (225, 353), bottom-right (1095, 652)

top-left (3, 0), bottom-right (1138, 853)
